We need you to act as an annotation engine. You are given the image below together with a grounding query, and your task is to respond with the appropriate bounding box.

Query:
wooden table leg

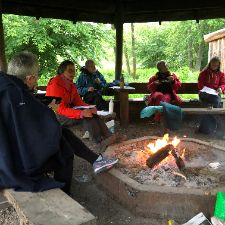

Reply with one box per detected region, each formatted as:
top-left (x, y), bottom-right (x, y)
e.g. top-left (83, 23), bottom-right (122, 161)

top-left (119, 91), bottom-right (129, 127)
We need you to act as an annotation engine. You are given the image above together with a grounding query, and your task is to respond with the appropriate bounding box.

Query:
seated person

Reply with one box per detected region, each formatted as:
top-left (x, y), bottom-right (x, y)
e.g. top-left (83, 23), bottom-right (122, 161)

top-left (1, 51), bottom-right (118, 194)
top-left (146, 60), bottom-right (182, 122)
top-left (76, 59), bottom-right (108, 111)
top-left (198, 56), bottom-right (225, 108)
top-left (46, 60), bottom-right (126, 146)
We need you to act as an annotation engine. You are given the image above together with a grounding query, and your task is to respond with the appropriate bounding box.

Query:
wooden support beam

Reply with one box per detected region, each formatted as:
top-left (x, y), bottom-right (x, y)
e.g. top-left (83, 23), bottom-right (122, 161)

top-left (114, 1), bottom-right (123, 81)
top-left (0, 2), bottom-right (7, 72)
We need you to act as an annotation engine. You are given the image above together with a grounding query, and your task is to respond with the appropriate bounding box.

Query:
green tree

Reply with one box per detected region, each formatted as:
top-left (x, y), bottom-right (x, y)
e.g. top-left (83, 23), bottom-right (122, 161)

top-left (134, 19), bottom-right (225, 71)
top-left (3, 15), bottom-right (112, 79)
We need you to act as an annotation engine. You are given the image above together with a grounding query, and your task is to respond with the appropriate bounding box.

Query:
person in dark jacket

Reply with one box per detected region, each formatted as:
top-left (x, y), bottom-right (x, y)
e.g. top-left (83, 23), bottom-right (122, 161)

top-left (76, 59), bottom-right (108, 110)
top-left (0, 51), bottom-right (118, 194)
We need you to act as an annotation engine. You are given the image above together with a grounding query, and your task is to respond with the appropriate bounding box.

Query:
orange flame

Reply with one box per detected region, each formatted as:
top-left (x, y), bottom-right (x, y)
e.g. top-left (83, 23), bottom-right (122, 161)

top-left (147, 134), bottom-right (180, 154)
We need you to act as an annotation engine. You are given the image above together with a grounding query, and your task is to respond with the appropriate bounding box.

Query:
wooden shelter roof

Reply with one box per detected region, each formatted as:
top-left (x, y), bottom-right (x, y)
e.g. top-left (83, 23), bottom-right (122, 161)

top-left (2, 0), bottom-right (225, 23)
top-left (204, 28), bottom-right (225, 43)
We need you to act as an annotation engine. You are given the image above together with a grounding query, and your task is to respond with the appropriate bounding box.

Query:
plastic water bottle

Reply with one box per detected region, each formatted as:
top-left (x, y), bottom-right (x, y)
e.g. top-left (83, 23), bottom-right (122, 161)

top-left (120, 75), bottom-right (125, 89)
top-left (109, 99), bottom-right (114, 113)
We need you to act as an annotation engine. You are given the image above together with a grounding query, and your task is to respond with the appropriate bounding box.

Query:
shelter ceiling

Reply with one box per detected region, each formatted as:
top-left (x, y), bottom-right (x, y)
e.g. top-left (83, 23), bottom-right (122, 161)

top-left (2, 0), bottom-right (225, 23)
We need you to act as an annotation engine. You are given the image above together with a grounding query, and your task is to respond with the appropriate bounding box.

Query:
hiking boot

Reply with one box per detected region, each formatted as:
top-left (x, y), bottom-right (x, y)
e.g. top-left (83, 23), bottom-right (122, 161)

top-left (93, 157), bottom-right (118, 174)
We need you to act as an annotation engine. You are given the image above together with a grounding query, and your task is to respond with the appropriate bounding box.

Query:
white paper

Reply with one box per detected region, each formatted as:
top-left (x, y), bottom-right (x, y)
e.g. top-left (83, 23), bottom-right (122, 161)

top-left (73, 105), bottom-right (95, 109)
top-left (97, 110), bottom-right (112, 116)
top-left (182, 212), bottom-right (212, 225)
top-left (209, 162), bottom-right (220, 169)
top-left (200, 86), bottom-right (218, 96)
top-left (109, 86), bottom-right (135, 90)
top-left (37, 90), bottom-right (46, 94)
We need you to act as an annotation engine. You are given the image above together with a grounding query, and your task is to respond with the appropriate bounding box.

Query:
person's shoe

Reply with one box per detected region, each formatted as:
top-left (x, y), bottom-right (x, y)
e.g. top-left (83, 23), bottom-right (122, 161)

top-left (82, 131), bottom-right (89, 139)
top-left (93, 157), bottom-right (118, 174)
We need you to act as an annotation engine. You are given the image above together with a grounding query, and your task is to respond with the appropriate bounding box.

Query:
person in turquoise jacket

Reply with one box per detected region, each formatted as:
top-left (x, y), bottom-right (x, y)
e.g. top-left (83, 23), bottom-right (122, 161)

top-left (76, 59), bottom-right (108, 110)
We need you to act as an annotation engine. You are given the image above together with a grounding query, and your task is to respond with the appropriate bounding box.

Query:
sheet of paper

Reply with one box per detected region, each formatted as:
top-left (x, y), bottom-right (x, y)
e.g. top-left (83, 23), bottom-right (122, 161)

top-left (73, 105), bottom-right (96, 109)
top-left (97, 111), bottom-right (112, 116)
top-left (109, 86), bottom-right (135, 90)
top-left (200, 86), bottom-right (218, 96)
top-left (182, 212), bottom-right (212, 225)
top-left (37, 90), bottom-right (46, 94)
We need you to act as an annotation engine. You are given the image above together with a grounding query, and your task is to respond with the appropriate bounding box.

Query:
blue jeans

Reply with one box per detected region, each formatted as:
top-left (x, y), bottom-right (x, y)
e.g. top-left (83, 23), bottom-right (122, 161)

top-left (199, 92), bottom-right (221, 108)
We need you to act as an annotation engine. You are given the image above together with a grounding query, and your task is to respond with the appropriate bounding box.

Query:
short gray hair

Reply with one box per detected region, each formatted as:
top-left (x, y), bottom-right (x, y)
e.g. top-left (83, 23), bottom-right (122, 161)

top-left (85, 59), bottom-right (95, 67)
top-left (7, 51), bottom-right (39, 80)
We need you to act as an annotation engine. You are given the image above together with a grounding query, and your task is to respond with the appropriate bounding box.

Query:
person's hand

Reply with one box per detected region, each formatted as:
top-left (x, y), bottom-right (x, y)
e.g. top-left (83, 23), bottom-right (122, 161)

top-left (95, 78), bottom-right (101, 84)
top-left (217, 87), bottom-right (223, 94)
top-left (81, 109), bottom-right (93, 118)
top-left (49, 99), bottom-right (59, 112)
top-left (90, 107), bottom-right (97, 114)
top-left (167, 76), bottom-right (174, 82)
top-left (88, 87), bottom-right (95, 92)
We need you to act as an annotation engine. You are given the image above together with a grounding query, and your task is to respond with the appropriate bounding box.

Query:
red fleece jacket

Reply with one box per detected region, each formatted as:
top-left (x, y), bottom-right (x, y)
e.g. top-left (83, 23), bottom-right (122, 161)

top-left (198, 69), bottom-right (225, 93)
top-left (46, 75), bottom-right (88, 119)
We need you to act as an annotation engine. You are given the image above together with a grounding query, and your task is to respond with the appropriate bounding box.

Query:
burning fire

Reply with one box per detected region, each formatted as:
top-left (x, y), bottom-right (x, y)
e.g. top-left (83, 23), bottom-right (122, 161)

top-left (145, 134), bottom-right (186, 169)
top-left (146, 134), bottom-right (180, 154)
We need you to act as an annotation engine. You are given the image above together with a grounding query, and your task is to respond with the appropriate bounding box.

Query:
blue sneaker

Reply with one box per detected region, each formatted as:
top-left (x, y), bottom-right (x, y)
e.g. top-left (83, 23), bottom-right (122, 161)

top-left (93, 157), bottom-right (118, 174)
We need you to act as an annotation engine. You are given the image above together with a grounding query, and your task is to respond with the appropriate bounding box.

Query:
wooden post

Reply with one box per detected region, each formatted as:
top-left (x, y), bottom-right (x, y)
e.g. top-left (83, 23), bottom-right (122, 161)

top-left (0, 8), bottom-right (7, 72)
top-left (119, 90), bottom-right (129, 127)
top-left (114, 1), bottom-right (123, 81)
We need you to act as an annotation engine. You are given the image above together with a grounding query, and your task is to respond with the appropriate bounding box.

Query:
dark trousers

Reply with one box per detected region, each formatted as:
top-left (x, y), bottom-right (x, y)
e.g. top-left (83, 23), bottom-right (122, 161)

top-left (37, 127), bottom-right (99, 194)
top-left (83, 91), bottom-right (108, 111)
top-left (57, 114), bottom-right (112, 143)
top-left (198, 92), bottom-right (222, 135)
top-left (199, 92), bottom-right (221, 108)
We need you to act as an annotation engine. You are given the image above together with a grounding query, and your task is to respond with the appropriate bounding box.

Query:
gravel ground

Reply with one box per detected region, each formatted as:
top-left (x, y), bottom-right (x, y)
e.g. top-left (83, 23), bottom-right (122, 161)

top-left (1, 116), bottom-right (224, 225)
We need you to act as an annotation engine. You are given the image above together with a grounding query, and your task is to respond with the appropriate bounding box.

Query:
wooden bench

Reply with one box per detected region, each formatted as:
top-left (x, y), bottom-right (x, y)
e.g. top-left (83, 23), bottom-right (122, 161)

top-left (38, 83), bottom-right (225, 127)
top-left (3, 189), bottom-right (96, 225)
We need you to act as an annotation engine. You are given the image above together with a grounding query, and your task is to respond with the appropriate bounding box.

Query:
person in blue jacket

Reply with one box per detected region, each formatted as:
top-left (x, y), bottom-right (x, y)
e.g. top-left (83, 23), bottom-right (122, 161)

top-left (76, 60), bottom-right (108, 110)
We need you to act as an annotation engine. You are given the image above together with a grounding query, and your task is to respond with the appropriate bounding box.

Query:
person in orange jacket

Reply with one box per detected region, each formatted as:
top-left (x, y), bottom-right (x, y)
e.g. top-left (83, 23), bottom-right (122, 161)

top-left (46, 60), bottom-right (126, 147)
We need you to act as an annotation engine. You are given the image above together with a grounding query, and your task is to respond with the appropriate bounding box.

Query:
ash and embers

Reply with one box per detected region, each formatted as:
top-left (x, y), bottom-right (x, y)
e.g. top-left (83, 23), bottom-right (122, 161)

top-left (111, 139), bottom-right (225, 189)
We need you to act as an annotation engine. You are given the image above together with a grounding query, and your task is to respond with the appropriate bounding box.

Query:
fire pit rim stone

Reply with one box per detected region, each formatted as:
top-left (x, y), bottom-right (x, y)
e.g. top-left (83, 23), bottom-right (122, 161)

top-left (105, 136), bottom-right (225, 195)
top-left (108, 136), bottom-right (225, 153)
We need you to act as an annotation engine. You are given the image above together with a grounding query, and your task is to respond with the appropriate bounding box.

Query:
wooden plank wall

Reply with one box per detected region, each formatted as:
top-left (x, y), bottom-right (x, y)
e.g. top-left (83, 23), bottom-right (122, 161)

top-left (208, 38), bottom-right (225, 73)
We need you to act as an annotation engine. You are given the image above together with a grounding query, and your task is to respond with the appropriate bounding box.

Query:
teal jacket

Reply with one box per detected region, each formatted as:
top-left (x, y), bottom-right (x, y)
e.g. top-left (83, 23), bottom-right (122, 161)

top-left (76, 67), bottom-right (107, 96)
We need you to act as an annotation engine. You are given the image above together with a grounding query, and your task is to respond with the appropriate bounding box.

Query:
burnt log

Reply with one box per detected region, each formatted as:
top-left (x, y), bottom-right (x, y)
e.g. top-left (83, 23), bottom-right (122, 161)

top-left (146, 144), bottom-right (174, 169)
top-left (171, 149), bottom-right (185, 171)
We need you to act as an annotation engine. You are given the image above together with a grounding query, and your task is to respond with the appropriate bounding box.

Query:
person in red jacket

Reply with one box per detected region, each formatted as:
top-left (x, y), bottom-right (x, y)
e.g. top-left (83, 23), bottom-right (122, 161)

top-left (198, 56), bottom-right (225, 108)
top-left (46, 60), bottom-right (125, 147)
top-left (146, 60), bottom-right (182, 122)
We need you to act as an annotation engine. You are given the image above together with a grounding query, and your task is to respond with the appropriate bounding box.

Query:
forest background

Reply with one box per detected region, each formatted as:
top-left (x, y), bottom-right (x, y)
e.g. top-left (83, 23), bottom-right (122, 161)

top-left (3, 15), bottom-right (225, 99)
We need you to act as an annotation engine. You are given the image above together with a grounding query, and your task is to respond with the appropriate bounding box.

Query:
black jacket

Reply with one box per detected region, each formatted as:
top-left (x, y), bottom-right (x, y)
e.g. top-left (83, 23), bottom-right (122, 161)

top-left (0, 72), bottom-right (72, 191)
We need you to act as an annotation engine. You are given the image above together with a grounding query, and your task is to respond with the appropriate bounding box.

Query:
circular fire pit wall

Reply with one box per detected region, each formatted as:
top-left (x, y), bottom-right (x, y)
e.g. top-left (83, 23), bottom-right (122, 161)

top-left (96, 136), bottom-right (225, 223)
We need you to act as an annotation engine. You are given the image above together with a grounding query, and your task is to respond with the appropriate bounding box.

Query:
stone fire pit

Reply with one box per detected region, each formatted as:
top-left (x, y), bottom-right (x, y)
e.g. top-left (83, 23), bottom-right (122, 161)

top-left (96, 136), bottom-right (225, 223)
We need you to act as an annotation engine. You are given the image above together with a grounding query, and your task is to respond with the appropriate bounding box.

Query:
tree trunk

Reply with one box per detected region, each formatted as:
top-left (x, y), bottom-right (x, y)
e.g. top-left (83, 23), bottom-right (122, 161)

top-left (131, 23), bottom-right (136, 78)
top-left (123, 40), bottom-right (131, 75)
top-left (114, 2), bottom-right (123, 80)
top-left (111, 24), bottom-right (116, 59)
top-left (194, 41), bottom-right (204, 71)
top-left (188, 40), bottom-right (194, 69)
top-left (0, 13), bottom-right (7, 72)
